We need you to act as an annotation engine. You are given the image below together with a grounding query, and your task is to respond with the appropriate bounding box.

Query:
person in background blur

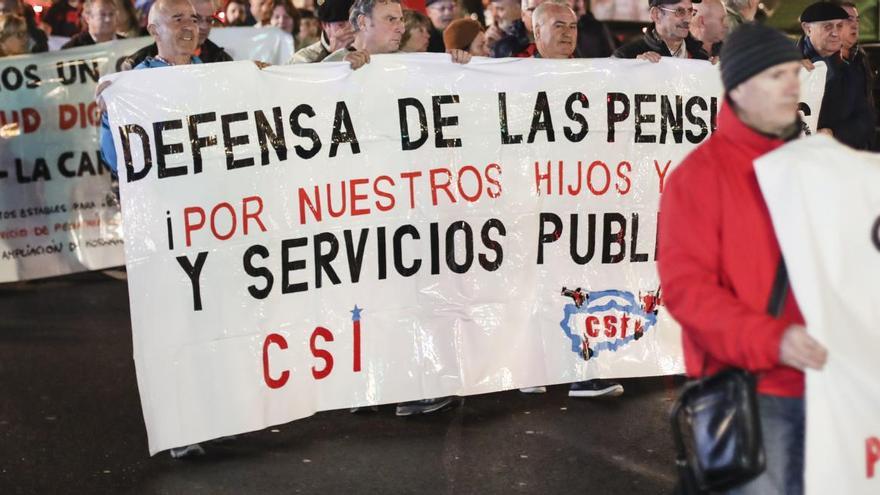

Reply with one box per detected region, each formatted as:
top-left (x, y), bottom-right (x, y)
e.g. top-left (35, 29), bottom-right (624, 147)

top-left (690, 0), bottom-right (726, 57)
top-left (0, 0), bottom-right (48, 52)
top-left (399, 8), bottom-right (430, 51)
top-left (270, 0), bottom-right (299, 36)
top-left (250, 0), bottom-right (273, 25)
top-left (62, 0), bottom-right (123, 48)
top-left (43, 0), bottom-right (83, 37)
top-left (443, 17), bottom-right (487, 55)
top-left (297, 8), bottom-right (320, 45)
top-left (485, 0), bottom-right (518, 50)
top-left (0, 12), bottom-right (28, 56)
top-left (223, 0), bottom-right (248, 24)
top-left (424, 0), bottom-right (456, 52)
top-left (289, 0), bottom-right (354, 63)
top-left (114, 0), bottom-right (146, 37)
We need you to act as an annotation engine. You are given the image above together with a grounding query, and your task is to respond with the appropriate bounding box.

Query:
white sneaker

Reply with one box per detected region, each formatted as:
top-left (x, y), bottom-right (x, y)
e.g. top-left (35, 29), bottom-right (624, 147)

top-left (519, 386), bottom-right (547, 394)
top-left (169, 443), bottom-right (205, 458)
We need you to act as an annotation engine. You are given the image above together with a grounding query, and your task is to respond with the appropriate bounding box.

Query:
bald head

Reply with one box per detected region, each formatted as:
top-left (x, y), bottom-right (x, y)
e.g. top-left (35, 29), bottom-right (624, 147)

top-left (533, 1), bottom-right (576, 59)
top-left (692, 0), bottom-right (727, 45)
top-left (148, 0), bottom-right (199, 60)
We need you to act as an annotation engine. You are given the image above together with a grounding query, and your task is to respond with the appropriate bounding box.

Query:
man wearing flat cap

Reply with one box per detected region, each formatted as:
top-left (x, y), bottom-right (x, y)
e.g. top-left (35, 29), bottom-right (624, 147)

top-left (613, 0), bottom-right (709, 61)
top-left (798, 1), bottom-right (874, 150)
top-left (659, 23), bottom-right (828, 495)
top-left (290, 0), bottom-right (357, 63)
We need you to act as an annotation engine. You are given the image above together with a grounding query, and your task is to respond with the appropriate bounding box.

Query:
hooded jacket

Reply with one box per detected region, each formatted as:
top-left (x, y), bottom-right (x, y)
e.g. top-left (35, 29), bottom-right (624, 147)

top-left (657, 103), bottom-right (805, 398)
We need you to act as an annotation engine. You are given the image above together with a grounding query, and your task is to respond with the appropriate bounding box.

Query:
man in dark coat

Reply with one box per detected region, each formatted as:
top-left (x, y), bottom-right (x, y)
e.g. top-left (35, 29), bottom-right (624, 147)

top-left (613, 0), bottom-right (708, 61)
top-left (61, 0), bottom-right (125, 49)
top-left (798, 1), bottom-right (874, 150)
top-left (0, 0), bottom-right (48, 52)
top-left (838, 1), bottom-right (876, 150)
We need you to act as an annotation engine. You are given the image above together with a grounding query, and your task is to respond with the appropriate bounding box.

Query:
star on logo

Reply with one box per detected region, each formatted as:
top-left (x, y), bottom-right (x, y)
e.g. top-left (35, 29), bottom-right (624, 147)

top-left (351, 305), bottom-right (364, 321)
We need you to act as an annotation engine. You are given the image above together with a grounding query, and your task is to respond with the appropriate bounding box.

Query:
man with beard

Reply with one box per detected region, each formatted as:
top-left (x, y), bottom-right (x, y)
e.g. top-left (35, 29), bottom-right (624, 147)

top-left (689, 0), bottom-right (726, 57)
top-left (613, 0), bottom-right (708, 61)
top-left (424, 0), bottom-right (455, 52)
top-left (62, 0), bottom-right (124, 48)
top-left (491, 0), bottom-right (546, 58)
top-left (290, 0), bottom-right (356, 63)
top-left (659, 23), bottom-right (828, 495)
top-left (122, 0), bottom-right (233, 69)
top-left (798, 1), bottom-right (874, 149)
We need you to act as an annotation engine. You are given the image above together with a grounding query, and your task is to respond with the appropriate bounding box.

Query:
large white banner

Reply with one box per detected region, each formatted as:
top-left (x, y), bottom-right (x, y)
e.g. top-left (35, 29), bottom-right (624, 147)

top-left (0, 28), bottom-right (293, 283)
top-left (756, 135), bottom-right (880, 495)
top-left (102, 55), bottom-right (825, 454)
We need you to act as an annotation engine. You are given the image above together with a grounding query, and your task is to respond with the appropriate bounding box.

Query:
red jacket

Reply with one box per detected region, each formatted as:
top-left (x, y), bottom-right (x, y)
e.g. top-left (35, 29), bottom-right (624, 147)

top-left (657, 103), bottom-right (805, 398)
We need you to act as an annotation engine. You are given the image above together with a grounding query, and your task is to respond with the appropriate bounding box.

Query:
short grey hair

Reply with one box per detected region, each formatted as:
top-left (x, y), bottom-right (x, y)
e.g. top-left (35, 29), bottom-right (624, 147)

top-left (349, 0), bottom-right (401, 32)
top-left (532, 0), bottom-right (571, 30)
top-left (722, 0), bottom-right (750, 14)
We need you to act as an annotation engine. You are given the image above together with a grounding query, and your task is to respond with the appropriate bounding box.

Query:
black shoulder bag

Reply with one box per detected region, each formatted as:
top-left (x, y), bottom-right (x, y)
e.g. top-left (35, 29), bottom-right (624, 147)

top-left (670, 259), bottom-right (789, 494)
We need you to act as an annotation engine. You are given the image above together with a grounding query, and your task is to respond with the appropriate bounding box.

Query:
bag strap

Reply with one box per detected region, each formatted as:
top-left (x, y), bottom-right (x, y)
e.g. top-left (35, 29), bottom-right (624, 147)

top-left (766, 256), bottom-right (789, 318)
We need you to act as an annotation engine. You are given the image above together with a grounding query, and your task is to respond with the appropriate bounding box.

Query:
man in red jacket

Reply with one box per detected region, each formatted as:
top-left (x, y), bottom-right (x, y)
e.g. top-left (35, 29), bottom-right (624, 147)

top-left (658, 23), bottom-right (828, 495)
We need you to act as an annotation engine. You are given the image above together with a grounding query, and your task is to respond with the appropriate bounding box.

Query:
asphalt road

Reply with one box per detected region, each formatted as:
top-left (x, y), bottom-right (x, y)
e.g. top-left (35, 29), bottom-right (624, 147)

top-left (0, 272), bottom-right (682, 494)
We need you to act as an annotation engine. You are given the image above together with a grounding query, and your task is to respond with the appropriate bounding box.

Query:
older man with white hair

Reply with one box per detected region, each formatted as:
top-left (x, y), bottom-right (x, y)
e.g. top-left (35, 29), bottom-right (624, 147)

top-left (690, 0), bottom-right (727, 57)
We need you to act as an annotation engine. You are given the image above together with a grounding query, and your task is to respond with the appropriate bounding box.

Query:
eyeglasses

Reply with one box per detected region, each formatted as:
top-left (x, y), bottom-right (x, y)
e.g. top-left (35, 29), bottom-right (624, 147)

top-left (656, 6), bottom-right (695, 18)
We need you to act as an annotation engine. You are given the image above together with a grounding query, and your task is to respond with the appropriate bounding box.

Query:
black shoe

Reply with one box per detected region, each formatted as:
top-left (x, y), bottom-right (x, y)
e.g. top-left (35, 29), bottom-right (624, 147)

top-left (568, 379), bottom-right (624, 398)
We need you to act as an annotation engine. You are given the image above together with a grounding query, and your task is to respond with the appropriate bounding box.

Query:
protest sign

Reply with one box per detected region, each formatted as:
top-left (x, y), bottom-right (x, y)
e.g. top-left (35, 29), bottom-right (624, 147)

top-left (0, 29), bottom-right (292, 283)
top-left (756, 135), bottom-right (880, 495)
top-left (102, 55), bottom-right (826, 454)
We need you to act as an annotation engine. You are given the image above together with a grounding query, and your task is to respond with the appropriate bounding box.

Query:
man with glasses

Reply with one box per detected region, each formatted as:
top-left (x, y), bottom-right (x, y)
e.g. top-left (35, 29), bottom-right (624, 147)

top-left (61, 0), bottom-right (123, 48)
top-left (798, 1), bottom-right (874, 150)
top-left (122, 0), bottom-right (232, 70)
top-left (613, 0), bottom-right (708, 61)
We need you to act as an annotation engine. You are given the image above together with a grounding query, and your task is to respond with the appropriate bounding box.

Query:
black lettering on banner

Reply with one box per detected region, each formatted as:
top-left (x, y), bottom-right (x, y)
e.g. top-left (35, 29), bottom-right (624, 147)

top-left (630, 213), bottom-right (649, 262)
top-left (154, 119), bottom-right (187, 178)
top-left (281, 237), bottom-right (308, 293)
top-left (398, 97), bottom-right (429, 150)
top-left (376, 226), bottom-right (387, 280)
top-left (289, 104), bottom-right (322, 159)
top-left (314, 232), bottom-right (341, 288)
top-left (634, 94), bottom-right (656, 143)
top-left (177, 251), bottom-right (209, 311)
top-left (430, 222), bottom-right (441, 274)
top-left (393, 224), bottom-right (422, 276)
top-left (25, 64), bottom-right (40, 88)
top-left (329, 101), bottom-right (360, 157)
top-left (119, 123), bottom-right (152, 182)
top-left (685, 96), bottom-right (708, 143)
top-left (606, 92), bottom-right (629, 143)
top-left (432, 95), bottom-right (462, 148)
top-left (660, 95), bottom-right (683, 144)
top-left (527, 91), bottom-right (555, 143)
top-left (479, 218), bottom-right (506, 271)
top-left (244, 244), bottom-right (274, 299)
top-left (872, 216), bottom-right (880, 252)
top-left (222, 111), bottom-right (254, 169)
top-left (255, 107), bottom-right (287, 165)
top-left (537, 212), bottom-right (562, 264)
top-left (498, 92), bottom-right (523, 145)
top-left (564, 92), bottom-right (589, 142)
top-left (57, 151), bottom-right (76, 177)
top-left (602, 213), bottom-right (626, 264)
top-left (445, 221), bottom-right (473, 273)
top-left (188, 112), bottom-right (218, 174)
top-left (570, 213), bottom-right (596, 264)
top-left (344, 228), bottom-right (369, 283)
top-left (798, 102), bottom-right (813, 136)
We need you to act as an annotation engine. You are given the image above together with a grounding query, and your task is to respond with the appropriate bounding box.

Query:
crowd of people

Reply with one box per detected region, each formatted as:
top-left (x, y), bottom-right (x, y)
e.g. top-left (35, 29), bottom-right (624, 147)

top-left (1, 0), bottom-right (873, 491)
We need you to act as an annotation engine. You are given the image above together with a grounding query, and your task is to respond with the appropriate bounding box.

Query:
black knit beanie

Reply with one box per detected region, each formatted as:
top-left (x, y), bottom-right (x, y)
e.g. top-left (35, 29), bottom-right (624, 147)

top-left (720, 23), bottom-right (803, 92)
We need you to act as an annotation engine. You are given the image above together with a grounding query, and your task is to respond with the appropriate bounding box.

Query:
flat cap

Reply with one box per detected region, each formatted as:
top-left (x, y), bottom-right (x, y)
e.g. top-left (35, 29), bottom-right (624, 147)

top-left (800, 2), bottom-right (849, 23)
top-left (316, 0), bottom-right (355, 23)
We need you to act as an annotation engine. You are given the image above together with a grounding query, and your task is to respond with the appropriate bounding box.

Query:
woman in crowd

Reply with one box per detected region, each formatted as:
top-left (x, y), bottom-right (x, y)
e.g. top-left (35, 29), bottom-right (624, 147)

top-left (443, 17), bottom-right (488, 56)
top-left (399, 9), bottom-right (431, 52)
top-left (269, 0), bottom-right (299, 37)
top-left (0, 12), bottom-right (28, 57)
top-left (223, 0), bottom-right (248, 25)
top-left (114, 0), bottom-right (145, 37)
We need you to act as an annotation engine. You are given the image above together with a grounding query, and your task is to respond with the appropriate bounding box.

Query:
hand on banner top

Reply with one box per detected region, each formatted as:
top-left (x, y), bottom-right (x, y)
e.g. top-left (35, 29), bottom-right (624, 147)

top-left (343, 50), bottom-right (370, 70)
top-left (708, 56), bottom-right (719, 65)
top-left (779, 324), bottom-right (828, 371)
top-left (253, 60), bottom-right (272, 69)
top-left (801, 58), bottom-right (815, 71)
top-left (636, 51), bottom-right (662, 63)
top-left (817, 128), bottom-right (834, 136)
top-left (447, 49), bottom-right (472, 65)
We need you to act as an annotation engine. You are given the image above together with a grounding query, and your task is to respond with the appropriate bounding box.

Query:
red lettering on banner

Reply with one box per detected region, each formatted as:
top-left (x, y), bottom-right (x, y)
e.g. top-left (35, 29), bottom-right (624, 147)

top-left (0, 108), bottom-right (41, 133)
top-left (585, 316), bottom-right (600, 338)
top-left (654, 160), bottom-right (671, 193)
top-left (58, 102), bottom-right (99, 130)
top-left (868, 436), bottom-right (880, 478)
top-left (310, 326), bottom-right (334, 380)
top-left (183, 196), bottom-right (268, 247)
top-left (262, 333), bottom-right (290, 389)
top-left (349, 178), bottom-right (370, 216)
top-left (429, 168), bottom-right (455, 206)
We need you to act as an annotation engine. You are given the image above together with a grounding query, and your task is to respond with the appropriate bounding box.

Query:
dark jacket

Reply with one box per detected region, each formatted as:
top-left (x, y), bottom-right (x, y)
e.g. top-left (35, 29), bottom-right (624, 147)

top-left (613, 26), bottom-right (708, 60)
top-left (799, 36), bottom-right (875, 150)
top-left (43, 0), bottom-right (81, 38)
top-left (491, 19), bottom-right (530, 58)
top-left (658, 103), bottom-right (806, 398)
top-left (575, 12), bottom-right (616, 58)
top-left (22, 5), bottom-right (48, 53)
top-left (61, 32), bottom-right (125, 49)
top-left (428, 25), bottom-right (445, 53)
top-left (122, 39), bottom-right (233, 71)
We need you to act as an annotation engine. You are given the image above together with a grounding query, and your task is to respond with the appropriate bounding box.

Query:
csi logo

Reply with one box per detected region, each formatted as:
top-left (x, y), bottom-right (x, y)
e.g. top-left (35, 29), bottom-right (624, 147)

top-left (558, 287), bottom-right (662, 361)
